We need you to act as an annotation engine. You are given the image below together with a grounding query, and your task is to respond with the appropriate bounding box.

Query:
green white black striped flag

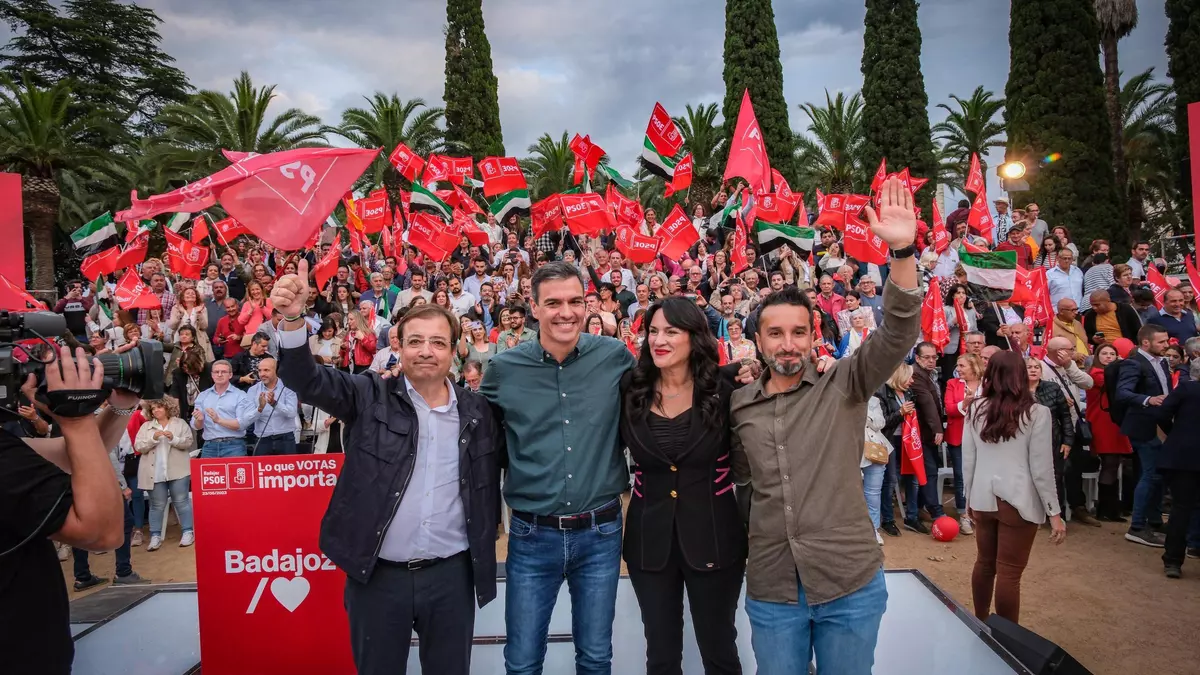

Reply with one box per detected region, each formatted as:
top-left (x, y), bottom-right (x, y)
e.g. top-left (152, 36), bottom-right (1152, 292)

top-left (754, 221), bottom-right (814, 254)
top-left (638, 136), bottom-right (677, 180)
top-left (410, 183), bottom-right (452, 221)
top-left (599, 165), bottom-right (634, 190)
top-left (166, 212), bottom-right (192, 233)
top-left (488, 189), bottom-right (532, 224)
top-left (70, 213), bottom-right (119, 257)
top-left (958, 247), bottom-right (1017, 302)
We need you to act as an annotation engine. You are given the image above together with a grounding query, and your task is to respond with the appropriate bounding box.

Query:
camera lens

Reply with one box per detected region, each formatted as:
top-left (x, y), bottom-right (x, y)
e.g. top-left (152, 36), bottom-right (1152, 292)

top-left (95, 340), bottom-right (164, 399)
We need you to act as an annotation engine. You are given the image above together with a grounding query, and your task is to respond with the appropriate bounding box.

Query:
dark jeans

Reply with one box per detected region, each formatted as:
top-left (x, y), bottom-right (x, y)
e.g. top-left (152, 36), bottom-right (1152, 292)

top-left (627, 536), bottom-right (745, 675)
top-left (127, 472), bottom-right (145, 529)
top-left (74, 497), bottom-right (134, 580)
top-left (1162, 470), bottom-right (1200, 568)
top-left (254, 432), bottom-right (297, 456)
top-left (947, 444), bottom-right (966, 511)
top-left (343, 551), bottom-right (475, 675)
top-left (903, 446), bottom-right (945, 521)
top-left (1131, 438), bottom-right (1165, 529)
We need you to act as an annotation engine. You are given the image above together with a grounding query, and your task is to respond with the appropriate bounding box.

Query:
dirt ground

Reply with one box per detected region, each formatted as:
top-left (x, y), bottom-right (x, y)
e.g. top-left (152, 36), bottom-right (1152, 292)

top-left (66, 513), bottom-right (1200, 675)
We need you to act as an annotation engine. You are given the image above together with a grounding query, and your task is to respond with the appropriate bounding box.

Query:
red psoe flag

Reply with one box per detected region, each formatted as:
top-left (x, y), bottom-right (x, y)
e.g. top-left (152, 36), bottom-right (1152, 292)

top-left (212, 217), bottom-right (251, 246)
top-left (0, 274), bottom-right (47, 310)
top-left (813, 193), bottom-right (848, 230)
top-left (843, 214), bottom-right (889, 266)
top-left (81, 247), bottom-right (122, 282)
top-left (453, 210), bottom-right (490, 248)
top-left (729, 215), bottom-right (749, 274)
top-left (966, 153), bottom-right (985, 195)
top-left (900, 413), bottom-right (926, 484)
top-left (380, 226), bottom-right (395, 261)
top-left (921, 279), bottom-right (950, 353)
top-left (931, 199), bottom-right (950, 254)
top-left (664, 153), bottom-right (693, 198)
top-left (313, 235), bottom-right (341, 292)
top-left (1145, 266), bottom-right (1171, 308)
top-left (113, 269), bottom-right (160, 310)
top-left (605, 184), bottom-right (643, 228)
top-left (559, 192), bottom-right (615, 237)
top-left (115, 231), bottom-right (149, 269)
top-left (646, 102), bottom-right (684, 158)
top-left (569, 134), bottom-right (605, 171)
top-left (163, 229), bottom-right (210, 279)
top-left (723, 89), bottom-right (771, 195)
top-left (870, 158), bottom-right (888, 196)
top-left (772, 169), bottom-right (793, 201)
top-left (530, 194), bottom-right (565, 239)
top-left (967, 191), bottom-right (994, 243)
top-left (614, 225), bottom-right (660, 264)
top-left (1185, 254), bottom-right (1200, 294)
top-left (407, 213), bottom-right (459, 262)
top-left (115, 147), bottom-right (379, 251)
top-left (454, 184), bottom-right (484, 216)
top-left (656, 204), bottom-right (701, 262)
top-left (423, 154), bottom-right (452, 184)
top-left (447, 156), bottom-right (474, 186)
top-left (478, 157), bottom-right (527, 197)
top-left (573, 156), bottom-right (585, 186)
top-left (190, 215), bottom-right (210, 244)
top-left (388, 143), bottom-right (425, 182)
top-left (356, 192), bottom-right (390, 234)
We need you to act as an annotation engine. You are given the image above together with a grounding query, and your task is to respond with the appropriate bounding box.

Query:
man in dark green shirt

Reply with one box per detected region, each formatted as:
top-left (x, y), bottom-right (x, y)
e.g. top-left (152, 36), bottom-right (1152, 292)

top-left (480, 261), bottom-right (635, 674)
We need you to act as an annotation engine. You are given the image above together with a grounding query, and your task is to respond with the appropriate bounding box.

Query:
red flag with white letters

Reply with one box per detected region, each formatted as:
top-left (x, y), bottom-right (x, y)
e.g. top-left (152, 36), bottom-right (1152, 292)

top-left (870, 158), bottom-right (887, 196)
top-left (921, 279), bottom-right (950, 353)
top-left (967, 191), bottom-right (994, 243)
top-left (605, 185), bottom-right (643, 228)
top-left (645, 102), bottom-right (684, 158)
top-left (723, 89), bottom-right (771, 195)
top-left (559, 193), bottom-right (615, 236)
top-left (931, 199), bottom-right (950, 254)
top-left (966, 153), bottom-right (985, 195)
top-left (531, 194), bottom-right (565, 239)
top-left (843, 214), bottom-right (889, 266)
top-left (407, 213), bottom-right (459, 262)
top-left (388, 143), bottom-right (425, 182)
top-left (113, 268), bottom-right (160, 310)
top-left (664, 153), bottom-right (693, 197)
top-left (657, 204), bottom-right (700, 262)
top-left (477, 157), bottom-right (527, 197)
top-left (1145, 266), bottom-right (1170, 308)
top-left (615, 225), bottom-right (660, 264)
top-left (163, 229), bottom-right (210, 279)
top-left (313, 235), bottom-right (341, 291)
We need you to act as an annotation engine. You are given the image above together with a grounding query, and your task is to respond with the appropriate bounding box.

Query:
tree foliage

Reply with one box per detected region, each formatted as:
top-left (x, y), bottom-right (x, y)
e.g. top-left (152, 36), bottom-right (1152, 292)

top-left (1165, 0), bottom-right (1199, 238)
top-left (674, 103), bottom-right (726, 208)
top-left (443, 0), bottom-right (504, 162)
top-left (794, 90), bottom-right (869, 196)
top-left (931, 87), bottom-right (1006, 190)
top-left (0, 0), bottom-right (190, 138)
top-left (329, 94), bottom-right (446, 196)
top-left (1120, 69), bottom-right (1178, 242)
top-left (1005, 0), bottom-right (1121, 247)
top-left (721, 0), bottom-right (794, 182)
top-left (860, 0), bottom-right (936, 215)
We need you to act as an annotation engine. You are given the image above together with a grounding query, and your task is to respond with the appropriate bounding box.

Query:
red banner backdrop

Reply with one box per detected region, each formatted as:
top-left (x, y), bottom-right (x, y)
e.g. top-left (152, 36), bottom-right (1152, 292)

top-left (1190, 102), bottom-right (1199, 243)
top-left (0, 174), bottom-right (27, 306)
top-left (192, 455), bottom-right (353, 675)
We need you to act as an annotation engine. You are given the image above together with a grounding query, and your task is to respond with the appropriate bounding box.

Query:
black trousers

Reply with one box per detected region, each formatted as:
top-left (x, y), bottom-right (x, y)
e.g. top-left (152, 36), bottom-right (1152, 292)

top-left (1163, 469), bottom-right (1200, 568)
top-left (627, 535), bottom-right (745, 675)
top-left (343, 551), bottom-right (475, 675)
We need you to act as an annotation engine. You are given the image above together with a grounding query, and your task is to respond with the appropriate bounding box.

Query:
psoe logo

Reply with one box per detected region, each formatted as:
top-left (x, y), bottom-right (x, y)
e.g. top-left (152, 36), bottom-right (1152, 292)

top-left (200, 466), bottom-right (228, 492)
top-left (228, 462), bottom-right (256, 490)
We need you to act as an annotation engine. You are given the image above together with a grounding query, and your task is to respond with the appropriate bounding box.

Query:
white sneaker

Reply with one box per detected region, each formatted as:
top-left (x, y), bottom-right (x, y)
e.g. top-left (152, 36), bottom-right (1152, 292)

top-left (179, 531), bottom-right (195, 548)
top-left (147, 536), bottom-right (163, 552)
top-left (56, 542), bottom-right (70, 561)
top-left (876, 529), bottom-right (884, 545)
top-left (130, 530), bottom-right (144, 547)
top-left (959, 516), bottom-right (974, 536)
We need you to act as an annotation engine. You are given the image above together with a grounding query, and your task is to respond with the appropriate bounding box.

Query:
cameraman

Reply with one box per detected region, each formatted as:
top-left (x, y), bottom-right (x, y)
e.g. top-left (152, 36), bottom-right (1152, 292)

top-left (0, 346), bottom-right (140, 674)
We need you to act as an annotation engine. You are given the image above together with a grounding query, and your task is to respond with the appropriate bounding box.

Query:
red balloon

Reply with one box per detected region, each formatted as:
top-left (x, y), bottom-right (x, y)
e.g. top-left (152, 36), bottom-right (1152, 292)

top-left (932, 516), bottom-right (960, 542)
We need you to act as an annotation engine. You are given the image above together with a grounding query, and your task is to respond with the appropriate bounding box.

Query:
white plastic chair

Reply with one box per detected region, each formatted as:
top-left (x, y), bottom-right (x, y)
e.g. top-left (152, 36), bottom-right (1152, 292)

top-left (937, 443), bottom-right (955, 508)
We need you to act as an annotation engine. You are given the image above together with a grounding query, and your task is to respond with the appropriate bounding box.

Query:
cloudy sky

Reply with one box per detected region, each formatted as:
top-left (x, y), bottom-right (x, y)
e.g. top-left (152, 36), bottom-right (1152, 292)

top-left (139, 1), bottom-right (1172, 196)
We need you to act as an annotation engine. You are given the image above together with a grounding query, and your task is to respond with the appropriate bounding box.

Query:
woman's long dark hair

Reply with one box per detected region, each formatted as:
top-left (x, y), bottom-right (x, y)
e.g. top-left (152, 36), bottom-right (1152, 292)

top-left (626, 297), bottom-right (722, 428)
top-left (942, 283), bottom-right (971, 307)
top-left (972, 350), bottom-right (1036, 443)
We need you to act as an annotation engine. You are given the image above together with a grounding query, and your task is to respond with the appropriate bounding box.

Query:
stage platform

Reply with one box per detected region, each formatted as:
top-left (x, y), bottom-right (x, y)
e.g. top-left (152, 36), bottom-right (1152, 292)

top-left (70, 569), bottom-right (1032, 674)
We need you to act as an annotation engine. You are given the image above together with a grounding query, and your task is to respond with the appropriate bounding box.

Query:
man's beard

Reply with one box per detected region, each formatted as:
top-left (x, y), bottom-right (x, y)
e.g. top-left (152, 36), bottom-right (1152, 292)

top-left (764, 351), bottom-right (805, 376)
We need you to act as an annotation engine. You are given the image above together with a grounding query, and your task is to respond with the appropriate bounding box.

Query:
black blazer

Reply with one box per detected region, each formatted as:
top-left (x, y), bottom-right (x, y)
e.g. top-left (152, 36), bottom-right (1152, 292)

top-left (619, 365), bottom-right (748, 573)
top-left (1158, 381), bottom-right (1199, 471)
top-left (1116, 351), bottom-right (1173, 442)
top-left (977, 303), bottom-right (1025, 349)
top-left (1082, 303), bottom-right (1142, 344)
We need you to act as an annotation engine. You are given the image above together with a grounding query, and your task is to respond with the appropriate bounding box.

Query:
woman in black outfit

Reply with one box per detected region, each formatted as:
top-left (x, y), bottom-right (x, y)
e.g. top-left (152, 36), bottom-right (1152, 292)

top-left (620, 297), bottom-right (748, 675)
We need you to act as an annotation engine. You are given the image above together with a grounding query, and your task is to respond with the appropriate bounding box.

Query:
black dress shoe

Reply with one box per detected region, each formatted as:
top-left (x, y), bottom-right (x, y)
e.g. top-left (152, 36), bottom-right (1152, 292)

top-left (904, 519), bottom-right (929, 535)
top-left (73, 575), bottom-right (107, 592)
top-left (1165, 565), bottom-right (1182, 579)
top-left (881, 521), bottom-right (901, 537)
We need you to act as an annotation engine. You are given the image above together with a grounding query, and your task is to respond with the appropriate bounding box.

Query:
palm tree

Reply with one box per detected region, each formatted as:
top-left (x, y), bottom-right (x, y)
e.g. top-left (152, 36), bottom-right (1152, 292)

top-left (1095, 0), bottom-right (1139, 205)
top-left (156, 71), bottom-right (326, 180)
top-left (673, 103), bottom-right (726, 208)
top-left (520, 132), bottom-right (575, 200)
top-left (1119, 68), bottom-right (1176, 242)
top-left (0, 75), bottom-right (115, 290)
top-left (931, 87), bottom-right (1006, 189)
top-left (327, 93), bottom-right (447, 196)
top-left (794, 90), bottom-right (867, 196)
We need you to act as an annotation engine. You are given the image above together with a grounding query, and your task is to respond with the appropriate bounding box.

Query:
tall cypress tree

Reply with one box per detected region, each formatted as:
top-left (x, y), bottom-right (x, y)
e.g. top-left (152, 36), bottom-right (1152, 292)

top-left (860, 0), bottom-right (935, 215)
top-left (1005, 0), bottom-right (1120, 247)
top-left (1166, 0), bottom-right (1199, 238)
top-left (722, 0), bottom-right (794, 182)
top-left (443, 0), bottom-right (504, 162)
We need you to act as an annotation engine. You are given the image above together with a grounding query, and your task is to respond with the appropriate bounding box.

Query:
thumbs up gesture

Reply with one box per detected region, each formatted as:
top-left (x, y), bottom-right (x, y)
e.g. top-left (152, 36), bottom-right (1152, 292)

top-left (271, 258), bottom-right (311, 318)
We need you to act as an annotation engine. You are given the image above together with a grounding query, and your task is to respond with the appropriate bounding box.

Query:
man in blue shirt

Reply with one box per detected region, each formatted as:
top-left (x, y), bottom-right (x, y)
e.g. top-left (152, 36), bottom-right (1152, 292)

top-left (191, 360), bottom-right (256, 458)
top-left (481, 261), bottom-right (635, 674)
top-left (1147, 288), bottom-right (1199, 344)
top-left (245, 358), bottom-right (299, 456)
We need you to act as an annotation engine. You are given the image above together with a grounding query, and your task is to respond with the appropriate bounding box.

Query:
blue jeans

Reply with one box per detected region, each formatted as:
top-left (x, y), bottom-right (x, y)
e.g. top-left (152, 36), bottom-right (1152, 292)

top-left (903, 449), bottom-right (946, 521)
top-left (149, 476), bottom-right (193, 538)
top-left (201, 438), bottom-right (247, 459)
top-left (747, 568), bottom-right (888, 675)
top-left (862, 463), bottom-right (886, 529)
top-left (254, 432), bottom-right (297, 456)
top-left (504, 502), bottom-right (623, 675)
top-left (1131, 438), bottom-right (1165, 530)
top-left (127, 472), bottom-right (145, 529)
top-left (947, 444), bottom-right (967, 511)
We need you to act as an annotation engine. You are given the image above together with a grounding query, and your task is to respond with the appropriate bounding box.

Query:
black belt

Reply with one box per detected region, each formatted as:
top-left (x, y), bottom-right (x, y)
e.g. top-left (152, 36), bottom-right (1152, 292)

top-left (512, 502), bottom-right (620, 531)
top-left (377, 550), bottom-right (467, 571)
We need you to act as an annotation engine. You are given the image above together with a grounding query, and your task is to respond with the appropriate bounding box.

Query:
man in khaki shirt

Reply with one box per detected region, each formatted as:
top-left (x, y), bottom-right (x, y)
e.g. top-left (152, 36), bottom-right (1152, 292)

top-left (730, 177), bottom-right (922, 675)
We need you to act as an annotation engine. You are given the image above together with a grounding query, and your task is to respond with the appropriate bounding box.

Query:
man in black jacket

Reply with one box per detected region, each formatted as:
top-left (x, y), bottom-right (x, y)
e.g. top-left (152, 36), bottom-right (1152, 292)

top-left (272, 262), bottom-right (503, 675)
top-left (904, 342), bottom-right (947, 533)
top-left (1116, 324), bottom-right (1174, 548)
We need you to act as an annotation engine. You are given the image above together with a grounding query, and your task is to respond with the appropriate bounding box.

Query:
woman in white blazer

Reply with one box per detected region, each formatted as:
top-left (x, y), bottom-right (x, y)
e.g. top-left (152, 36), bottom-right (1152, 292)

top-left (963, 350), bottom-right (1066, 624)
top-left (134, 396), bottom-right (197, 552)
